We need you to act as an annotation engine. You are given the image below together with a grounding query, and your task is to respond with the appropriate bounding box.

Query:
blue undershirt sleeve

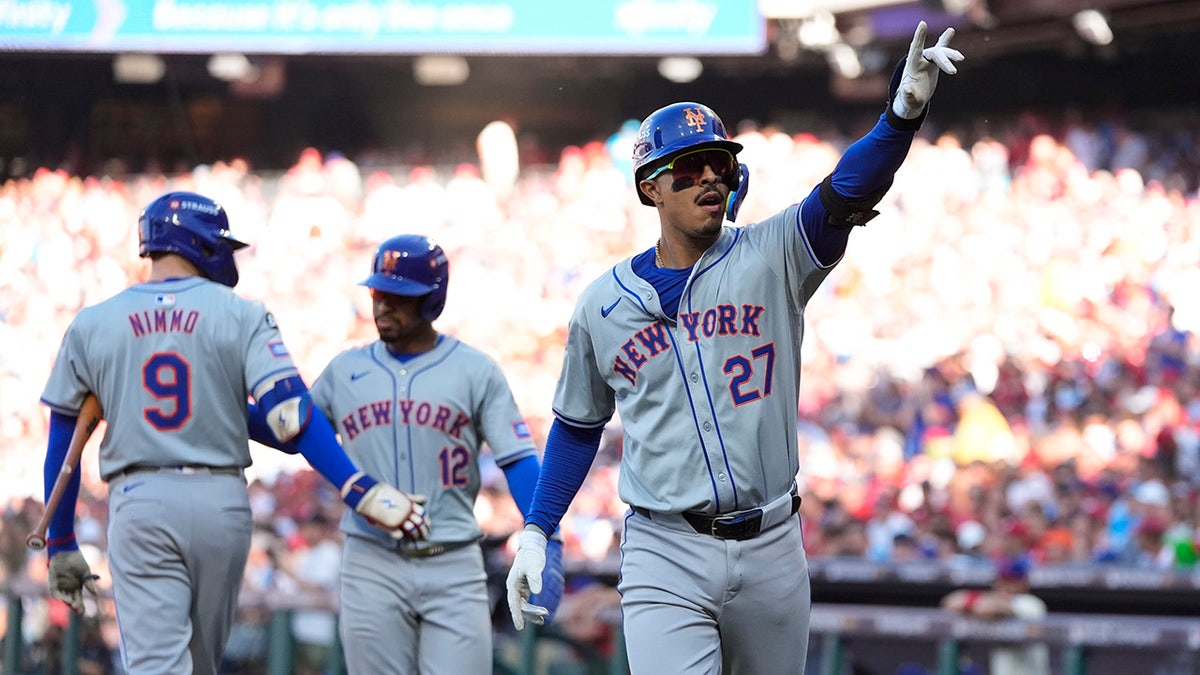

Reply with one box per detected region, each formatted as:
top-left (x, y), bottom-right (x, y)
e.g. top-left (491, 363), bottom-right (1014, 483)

top-left (800, 187), bottom-right (852, 266)
top-left (830, 113), bottom-right (916, 196)
top-left (801, 113), bottom-right (917, 266)
top-left (525, 418), bottom-right (603, 536)
top-left (501, 455), bottom-right (542, 520)
top-left (44, 411), bottom-right (82, 554)
top-left (294, 409), bottom-right (358, 490)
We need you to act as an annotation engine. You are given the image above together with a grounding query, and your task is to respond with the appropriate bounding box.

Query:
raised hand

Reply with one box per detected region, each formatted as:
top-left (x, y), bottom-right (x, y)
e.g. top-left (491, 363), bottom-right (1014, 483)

top-left (893, 21), bottom-right (965, 119)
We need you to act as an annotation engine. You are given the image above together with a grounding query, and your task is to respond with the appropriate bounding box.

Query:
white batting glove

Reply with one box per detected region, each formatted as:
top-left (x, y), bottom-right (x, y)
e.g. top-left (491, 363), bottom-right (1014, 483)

top-left (506, 528), bottom-right (548, 630)
top-left (892, 21), bottom-right (965, 120)
top-left (48, 550), bottom-right (99, 615)
top-left (340, 472), bottom-right (430, 541)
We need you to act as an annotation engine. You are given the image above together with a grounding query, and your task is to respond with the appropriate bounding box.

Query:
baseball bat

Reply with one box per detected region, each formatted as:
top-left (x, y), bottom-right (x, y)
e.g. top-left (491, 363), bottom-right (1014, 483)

top-left (27, 393), bottom-right (103, 551)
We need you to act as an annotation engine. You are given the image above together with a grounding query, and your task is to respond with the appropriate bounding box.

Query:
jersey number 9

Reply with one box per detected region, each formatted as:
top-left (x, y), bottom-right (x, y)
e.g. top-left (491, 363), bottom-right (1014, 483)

top-left (143, 352), bottom-right (192, 430)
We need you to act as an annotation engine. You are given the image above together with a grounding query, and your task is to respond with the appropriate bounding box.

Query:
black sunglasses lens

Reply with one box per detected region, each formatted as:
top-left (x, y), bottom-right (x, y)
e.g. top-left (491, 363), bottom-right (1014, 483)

top-left (707, 151), bottom-right (735, 178)
top-left (675, 151), bottom-right (733, 181)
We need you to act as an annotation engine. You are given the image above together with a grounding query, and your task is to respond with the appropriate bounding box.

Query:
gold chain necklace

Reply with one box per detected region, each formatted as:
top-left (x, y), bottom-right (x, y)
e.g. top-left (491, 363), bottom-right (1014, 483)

top-left (655, 239), bottom-right (665, 268)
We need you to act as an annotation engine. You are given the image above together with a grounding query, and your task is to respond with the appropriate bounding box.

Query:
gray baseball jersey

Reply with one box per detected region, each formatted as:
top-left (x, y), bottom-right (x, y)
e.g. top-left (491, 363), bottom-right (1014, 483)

top-left (309, 335), bottom-right (536, 674)
top-left (40, 275), bottom-right (298, 674)
top-left (555, 203), bottom-right (824, 515)
top-left (41, 277), bottom-right (299, 477)
top-left (309, 336), bottom-right (537, 547)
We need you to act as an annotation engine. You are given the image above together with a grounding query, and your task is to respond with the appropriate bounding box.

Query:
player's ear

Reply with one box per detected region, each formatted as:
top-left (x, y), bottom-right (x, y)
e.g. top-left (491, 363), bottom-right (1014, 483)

top-left (639, 177), bottom-right (663, 206)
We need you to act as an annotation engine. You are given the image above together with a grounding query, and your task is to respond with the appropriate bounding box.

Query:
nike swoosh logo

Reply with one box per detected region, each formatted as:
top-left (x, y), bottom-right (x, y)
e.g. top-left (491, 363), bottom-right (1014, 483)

top-left (601, 298), bottom-right (621, 318)
top-left (122, 481), bottom-right (144, 493)
top-left (350, 371), bottom-right (370, 381)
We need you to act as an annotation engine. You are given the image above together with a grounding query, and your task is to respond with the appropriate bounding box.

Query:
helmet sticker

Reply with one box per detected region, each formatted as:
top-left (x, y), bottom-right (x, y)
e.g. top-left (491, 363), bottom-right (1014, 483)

top-left (684, 107), bottom-right (708, 132)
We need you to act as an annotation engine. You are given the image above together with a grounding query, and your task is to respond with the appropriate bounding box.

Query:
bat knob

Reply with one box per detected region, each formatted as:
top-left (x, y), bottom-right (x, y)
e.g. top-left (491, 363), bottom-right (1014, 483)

top-left (26, 533), bottom-right (47, 551)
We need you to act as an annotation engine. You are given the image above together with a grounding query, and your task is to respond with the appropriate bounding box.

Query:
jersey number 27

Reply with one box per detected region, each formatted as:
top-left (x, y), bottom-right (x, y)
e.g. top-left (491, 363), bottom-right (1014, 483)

top-left (723, 343), bottom-right (775, 406)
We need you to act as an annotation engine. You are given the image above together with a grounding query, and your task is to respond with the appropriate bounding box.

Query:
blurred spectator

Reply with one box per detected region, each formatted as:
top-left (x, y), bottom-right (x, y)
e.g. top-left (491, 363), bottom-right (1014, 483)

top-left (277, 513), bottom-right (343, 675)
top-left (551, 580), bottom-right (623, 659)
top-left (940, 557), bottom-right (1049, 675)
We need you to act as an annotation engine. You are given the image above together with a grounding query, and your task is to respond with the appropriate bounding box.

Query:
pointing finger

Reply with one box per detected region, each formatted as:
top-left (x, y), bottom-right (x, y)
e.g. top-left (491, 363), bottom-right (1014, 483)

top-left (908, 21), bottom-right (928, 63)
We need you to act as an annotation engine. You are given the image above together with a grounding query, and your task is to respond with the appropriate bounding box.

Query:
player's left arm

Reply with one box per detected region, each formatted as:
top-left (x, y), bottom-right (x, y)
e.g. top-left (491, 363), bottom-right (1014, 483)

top-left (42, 410), bottom-right (84, 555)
top-left (800, 20), bottom-right (963, 265)
top-left (252, 373), bottom-right (430, 540)
top-left (253, 374), bottom-right (341, 476)
top-left (247, 400), bottom-right (299, 453)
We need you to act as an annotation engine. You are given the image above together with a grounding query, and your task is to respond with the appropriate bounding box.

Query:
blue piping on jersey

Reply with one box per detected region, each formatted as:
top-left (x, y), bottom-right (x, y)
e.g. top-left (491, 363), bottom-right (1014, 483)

top-left (682, 228), bottom-right (744, 511)
top-left (663, 319), bottom-right (723, 512)
top-left (694, 228), bottom-right (741, 278)
top-left (39, 397), bottom-right (86, 418)
top-left (552, 409), bottom-right (609, 429)
top-left (612, 258), bottom-right (723, 502)
top-left (610, 266), bottom-right (654, 315)
top-left (369, 339), bottom-right (462, 493)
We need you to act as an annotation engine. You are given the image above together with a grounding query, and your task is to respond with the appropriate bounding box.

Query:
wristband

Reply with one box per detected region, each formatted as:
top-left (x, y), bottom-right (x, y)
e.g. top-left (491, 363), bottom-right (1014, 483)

top-left (339, 471), bottom-right (378, 510)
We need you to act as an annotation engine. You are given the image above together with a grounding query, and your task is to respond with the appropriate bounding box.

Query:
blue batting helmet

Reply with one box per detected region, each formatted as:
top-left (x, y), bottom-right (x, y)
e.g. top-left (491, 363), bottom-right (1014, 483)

top-left (138, 191), bottom-right (248, 287)
top-left (360, 234), bottom-right (449, 321)
top-left (631, 102), bottom-right (744, 206)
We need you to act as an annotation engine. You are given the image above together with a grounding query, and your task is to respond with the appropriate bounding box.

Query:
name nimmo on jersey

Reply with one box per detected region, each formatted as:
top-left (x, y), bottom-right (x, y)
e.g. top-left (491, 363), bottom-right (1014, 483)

top-left (128, 309), bottom-right (199, 337)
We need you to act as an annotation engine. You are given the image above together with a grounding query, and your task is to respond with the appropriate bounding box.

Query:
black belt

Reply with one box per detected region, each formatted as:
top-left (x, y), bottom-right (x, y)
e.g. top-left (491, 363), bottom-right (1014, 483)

top-left (108, 465), bottom-right (244, 481)
top-left (398, 539), bottom-right (477, 558)
top-left (633, 495), bottom-right (801, 541)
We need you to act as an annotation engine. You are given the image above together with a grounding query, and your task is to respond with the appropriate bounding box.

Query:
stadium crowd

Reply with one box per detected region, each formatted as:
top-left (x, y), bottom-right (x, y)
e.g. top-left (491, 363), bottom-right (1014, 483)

top-left (2, 105), bottom-right (1200, 672)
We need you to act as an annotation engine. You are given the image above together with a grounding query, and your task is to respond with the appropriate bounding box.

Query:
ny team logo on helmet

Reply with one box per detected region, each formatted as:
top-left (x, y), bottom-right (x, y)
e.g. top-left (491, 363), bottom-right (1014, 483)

top-left (360, 234), bottom-right (449, 321)
top-left (631, 101), bottom-right (744, 206)
top-left (138, 191), bottom-right (248, 287)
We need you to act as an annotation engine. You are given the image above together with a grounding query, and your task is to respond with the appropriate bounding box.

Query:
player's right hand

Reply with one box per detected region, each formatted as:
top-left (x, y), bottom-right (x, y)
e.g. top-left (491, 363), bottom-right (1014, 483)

top-left (506, 527), bottom-right (549, 630)
top-left (340, 472), bottom-right (430, 541)
top-left (48, 549), bottom-right (99, 615)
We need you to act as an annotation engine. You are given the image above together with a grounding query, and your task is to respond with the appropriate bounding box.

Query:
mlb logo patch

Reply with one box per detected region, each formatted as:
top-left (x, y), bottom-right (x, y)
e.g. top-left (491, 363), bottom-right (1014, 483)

top-left (267, 341), bottom-right (289, 358)
top-left (155, 294), bottom-right (175, 307)
top-left (513, 421), bottom-right (531, 439)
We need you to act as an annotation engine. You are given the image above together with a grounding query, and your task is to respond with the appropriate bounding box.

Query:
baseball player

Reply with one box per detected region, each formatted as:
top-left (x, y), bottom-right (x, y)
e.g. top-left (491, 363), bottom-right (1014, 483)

top-left (39, 191), bottom-right (428, 675)
top-left (276, 234), bottom-right (563, 674)
top-left (507, 21), bottom-right (963, 674)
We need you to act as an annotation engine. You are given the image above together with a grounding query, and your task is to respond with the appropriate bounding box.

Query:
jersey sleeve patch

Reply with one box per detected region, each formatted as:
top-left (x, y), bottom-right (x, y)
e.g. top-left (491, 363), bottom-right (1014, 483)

top-left (513, 421), bottom-right (532, 439)
top-left (267, 341), bottom-right (289, 358)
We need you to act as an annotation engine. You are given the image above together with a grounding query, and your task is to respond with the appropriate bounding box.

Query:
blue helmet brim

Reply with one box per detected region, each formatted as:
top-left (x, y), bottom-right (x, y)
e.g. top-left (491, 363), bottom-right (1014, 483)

top-left (359, 274), bottom-right (436, 297)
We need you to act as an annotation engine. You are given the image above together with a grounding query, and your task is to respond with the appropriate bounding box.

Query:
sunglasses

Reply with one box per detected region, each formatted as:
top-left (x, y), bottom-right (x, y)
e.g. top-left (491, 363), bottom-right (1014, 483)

top-left (369, 288), bottom-right (418, 304)
top-left (644, 148), bottom-right (737, 188)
